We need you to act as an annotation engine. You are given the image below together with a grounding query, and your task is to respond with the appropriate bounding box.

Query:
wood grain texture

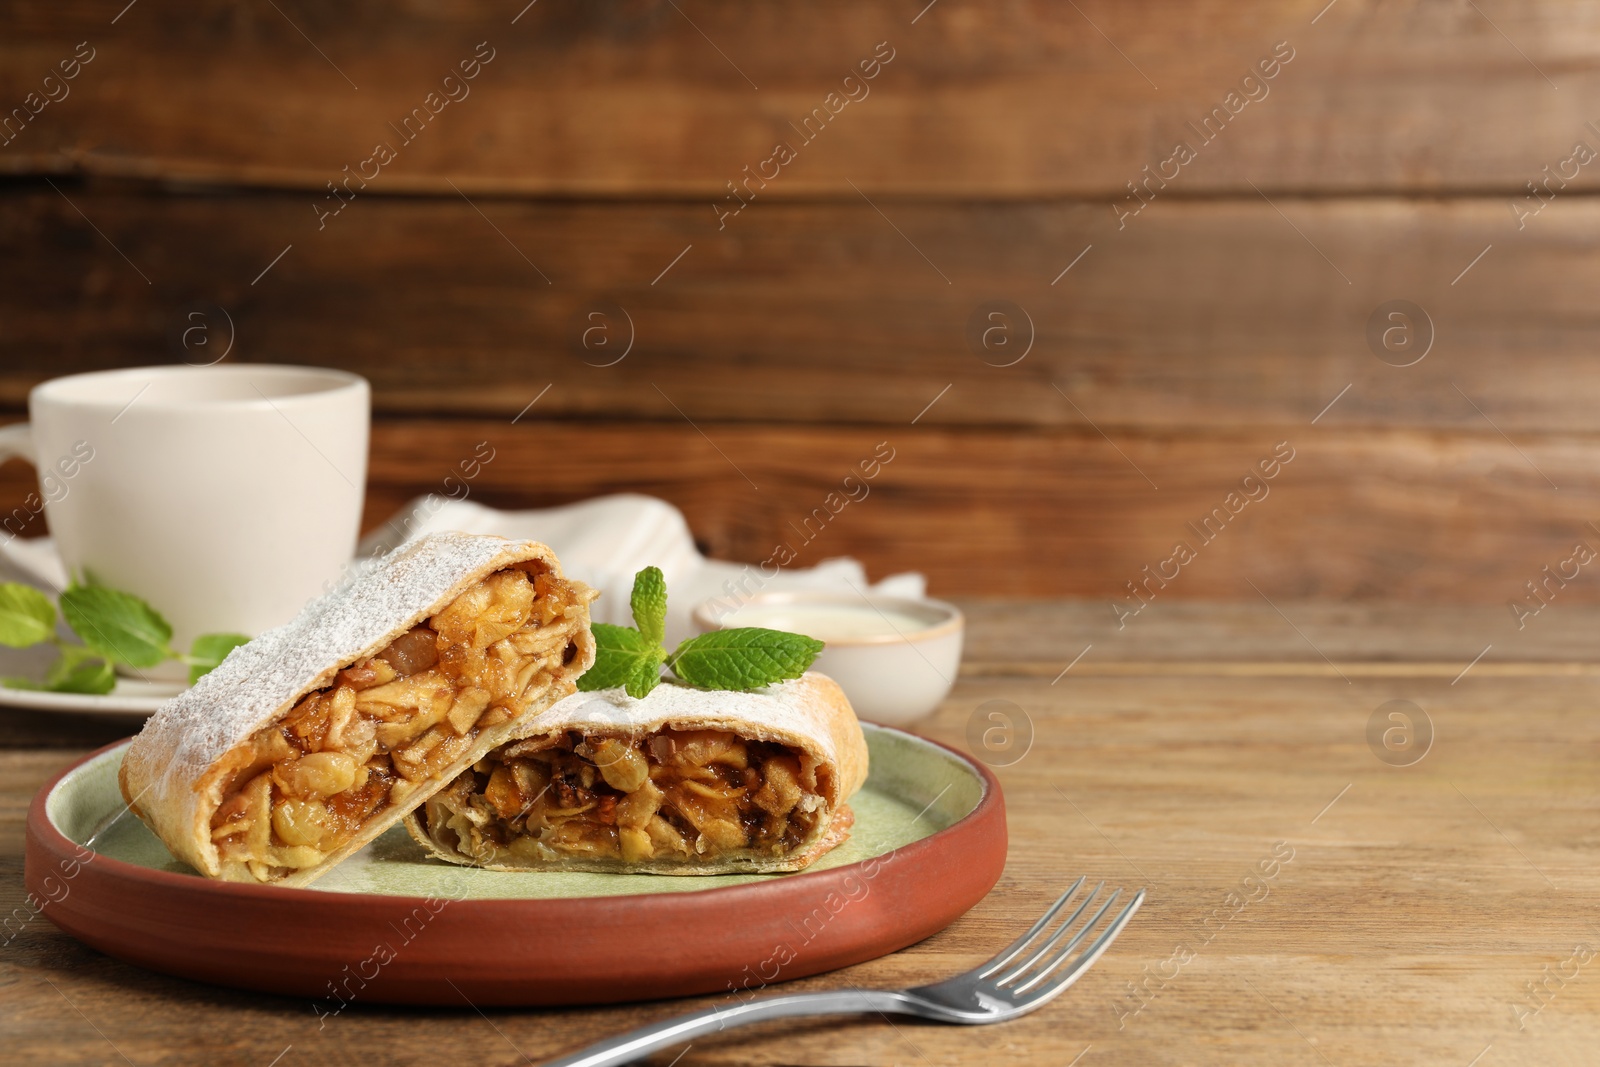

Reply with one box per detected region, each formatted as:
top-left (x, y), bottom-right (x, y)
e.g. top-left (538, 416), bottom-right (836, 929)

top-left (954, 600), bottom-right (1600, 671)
top-left (356, 419), bottom-right (1600, 603)
top-left (0, 188), bottom-right (1594, 431)
top-left (6, 415), bottom-right (1599, 601)
top-left (3, 0), bottom-right (1598, 196)
top-left (3, 605), bottom-right (1597, 1065)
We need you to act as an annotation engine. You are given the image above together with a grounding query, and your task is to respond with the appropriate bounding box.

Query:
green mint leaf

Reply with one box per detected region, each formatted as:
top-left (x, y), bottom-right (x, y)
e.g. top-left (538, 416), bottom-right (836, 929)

top-left (187, 632), bottom-right (251, 685)
top-left (667, 627), bottom-right (824, 691)
top-left (58, 584), bottom-right (174, 668)
top-left (0, 583), bottom-right (56, 647)
top-left (47, 657), bottom-right (116, 694)
top-left (45, 642), bottom-right (95, 686)
top-left (578, 624), bottom-right (664, 693)
top-left (623, 647), bottom-right (666, 699)
top-left (629, 566), bottom-right (668, 647)
top-left (3, 643), bottom-right (117, 695)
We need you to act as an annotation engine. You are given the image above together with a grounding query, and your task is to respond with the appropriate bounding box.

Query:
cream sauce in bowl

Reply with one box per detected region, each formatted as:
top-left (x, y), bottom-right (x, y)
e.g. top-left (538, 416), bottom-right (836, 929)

top-left (714, 603), bottom-right (938, 642)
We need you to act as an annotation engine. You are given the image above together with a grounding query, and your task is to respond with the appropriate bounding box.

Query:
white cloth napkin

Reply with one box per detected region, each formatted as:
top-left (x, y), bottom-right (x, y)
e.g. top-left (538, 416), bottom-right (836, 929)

top-left (359, 494), bottom-right (923, 645)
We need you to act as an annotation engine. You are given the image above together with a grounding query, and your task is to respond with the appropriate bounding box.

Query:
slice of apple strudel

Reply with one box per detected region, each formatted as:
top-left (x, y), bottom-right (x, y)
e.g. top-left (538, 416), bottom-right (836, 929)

top-left (119, 533), bottom-right (597, 886)
top-left (406, 673), bottom-right (869, 874)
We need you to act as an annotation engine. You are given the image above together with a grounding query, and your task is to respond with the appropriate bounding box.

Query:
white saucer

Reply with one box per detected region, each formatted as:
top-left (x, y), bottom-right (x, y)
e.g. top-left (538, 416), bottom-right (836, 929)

top-left (0, 678), bottom-right (179, 719)
top-left (0, 636), bottom-right (178, 719)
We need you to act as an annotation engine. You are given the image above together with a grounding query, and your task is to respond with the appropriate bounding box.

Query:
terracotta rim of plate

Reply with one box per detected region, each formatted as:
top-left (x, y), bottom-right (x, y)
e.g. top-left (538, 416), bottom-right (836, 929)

top-left (26, 729), bottom-right (1007, 1006)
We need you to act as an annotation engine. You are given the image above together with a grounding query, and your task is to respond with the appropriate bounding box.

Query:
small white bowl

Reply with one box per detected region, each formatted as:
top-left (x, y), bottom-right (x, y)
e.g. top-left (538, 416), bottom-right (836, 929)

top-left (690, 591), bottom-right (963, 727)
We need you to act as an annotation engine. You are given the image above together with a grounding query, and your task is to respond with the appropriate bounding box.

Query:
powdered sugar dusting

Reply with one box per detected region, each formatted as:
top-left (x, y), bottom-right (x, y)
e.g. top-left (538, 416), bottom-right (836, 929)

top-left (121, 532), bottom-right (561, 871)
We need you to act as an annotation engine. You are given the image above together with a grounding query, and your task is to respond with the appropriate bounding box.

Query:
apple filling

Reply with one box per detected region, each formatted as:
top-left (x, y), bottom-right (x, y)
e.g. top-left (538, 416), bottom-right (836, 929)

top-left (419, 728), bottom-right (831, 868)
top-left (208, 563), bottom-right (588, 882)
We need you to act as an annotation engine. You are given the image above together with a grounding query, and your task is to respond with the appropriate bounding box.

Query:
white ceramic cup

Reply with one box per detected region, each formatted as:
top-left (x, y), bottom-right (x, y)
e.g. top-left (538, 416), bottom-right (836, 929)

top-left (0, 365), bottom-right (369, 680)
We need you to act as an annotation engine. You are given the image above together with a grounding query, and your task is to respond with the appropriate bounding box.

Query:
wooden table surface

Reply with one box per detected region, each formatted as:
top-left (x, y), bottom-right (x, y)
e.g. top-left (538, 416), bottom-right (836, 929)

top-left (4, 600), bottom-right (1597, 1066)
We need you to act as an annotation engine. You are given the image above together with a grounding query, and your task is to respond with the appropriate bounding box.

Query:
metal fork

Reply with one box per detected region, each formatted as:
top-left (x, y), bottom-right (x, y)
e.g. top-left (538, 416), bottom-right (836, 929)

top-left (542, 877), bottom-right (1145, 1067)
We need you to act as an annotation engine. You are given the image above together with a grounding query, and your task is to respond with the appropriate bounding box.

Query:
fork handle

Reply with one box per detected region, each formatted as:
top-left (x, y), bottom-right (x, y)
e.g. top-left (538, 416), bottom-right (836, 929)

top-left (542, 989), bottom-right (914, 1067)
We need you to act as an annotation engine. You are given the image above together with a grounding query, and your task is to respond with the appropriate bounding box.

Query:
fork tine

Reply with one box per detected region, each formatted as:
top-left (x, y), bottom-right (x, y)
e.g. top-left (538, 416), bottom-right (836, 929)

top-left (997, 885), bottom-right (1116, 988)
top-left (975, 876), bottom-right (1087, 980)
top-left (1013, 888), bottom-right (1145, 997)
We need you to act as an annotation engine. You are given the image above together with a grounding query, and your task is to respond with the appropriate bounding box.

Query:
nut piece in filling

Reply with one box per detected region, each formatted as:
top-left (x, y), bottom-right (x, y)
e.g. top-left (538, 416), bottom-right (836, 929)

top-left (208, 564), bottom-right (587, 882)
top-left (417, 727), bottom-right (836, 871)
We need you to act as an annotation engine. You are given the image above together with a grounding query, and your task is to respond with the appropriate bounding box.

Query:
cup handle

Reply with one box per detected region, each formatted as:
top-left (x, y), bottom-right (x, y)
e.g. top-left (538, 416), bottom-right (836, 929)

top-left (0, 421), bottom-right (68, 590)
top-left (0, 420), bottom-right (38, 555)
top-left (0, 421), bottom-right (32, 466)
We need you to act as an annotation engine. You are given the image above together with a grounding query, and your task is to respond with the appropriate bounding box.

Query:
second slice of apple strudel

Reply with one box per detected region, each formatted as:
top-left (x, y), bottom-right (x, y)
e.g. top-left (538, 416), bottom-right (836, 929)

top-left (406, 673), bottom-right (868, 874)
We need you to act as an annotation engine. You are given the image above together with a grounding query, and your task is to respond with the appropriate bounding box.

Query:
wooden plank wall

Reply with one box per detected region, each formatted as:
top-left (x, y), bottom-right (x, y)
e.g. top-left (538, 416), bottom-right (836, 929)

top-left (2, 0), bottom-right (1598, 600)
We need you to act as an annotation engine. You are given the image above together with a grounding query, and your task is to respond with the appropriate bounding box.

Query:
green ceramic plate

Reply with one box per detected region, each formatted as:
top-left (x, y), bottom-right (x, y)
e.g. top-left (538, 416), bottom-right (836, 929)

top-left (65, 724), bottom-right (979, 897)
top-left (29, 723), bottom-right (1009, 1004)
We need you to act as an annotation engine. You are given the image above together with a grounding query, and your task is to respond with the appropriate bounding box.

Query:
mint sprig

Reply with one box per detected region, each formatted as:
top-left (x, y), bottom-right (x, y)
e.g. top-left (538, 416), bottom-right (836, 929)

top-left (0, 584), bottom-right (55, 647)
top-left (60, 584), bottom-right (174, 669)
top-left (0, 580), bottom-right (249, 695)
top-left (667, 627), bottom-right (825, 690)
top-left (577, 567), bottom-right (824, 698)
